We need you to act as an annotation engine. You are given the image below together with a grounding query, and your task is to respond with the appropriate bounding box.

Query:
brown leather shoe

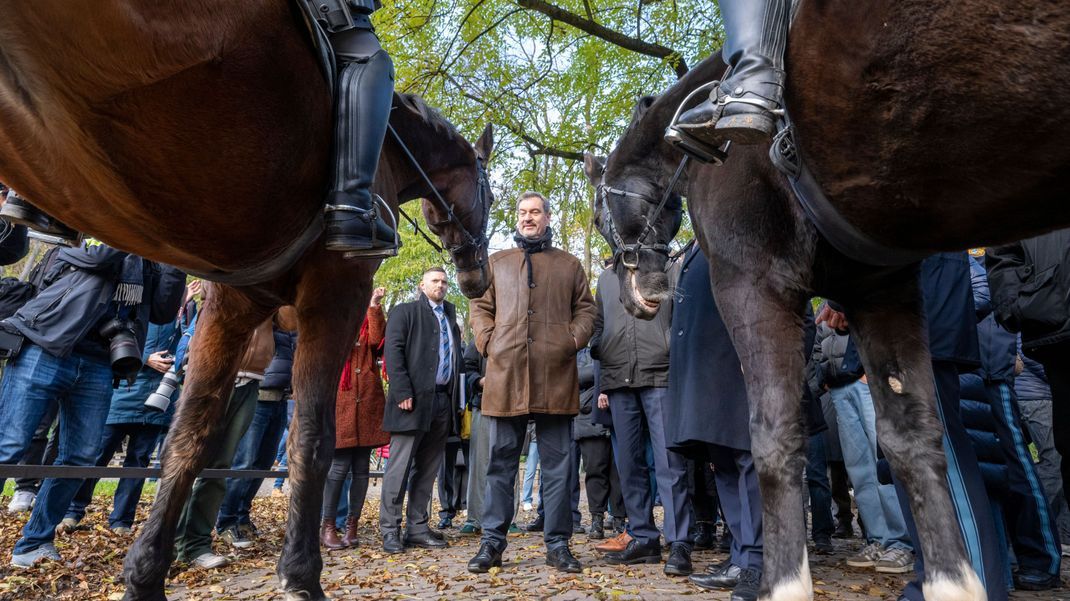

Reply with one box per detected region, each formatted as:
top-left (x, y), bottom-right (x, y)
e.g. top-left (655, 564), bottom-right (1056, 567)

top-left (341, 516), bottom-right (360, 548)
top-left (320, 519), bottom-right (346, 550)
top-left (594, 531), bottom-right (632, 553)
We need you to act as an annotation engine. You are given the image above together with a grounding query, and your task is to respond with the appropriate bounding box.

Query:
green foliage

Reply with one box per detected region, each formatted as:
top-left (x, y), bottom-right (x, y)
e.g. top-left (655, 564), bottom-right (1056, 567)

top-left (374, 0), bottom-right (723, 277)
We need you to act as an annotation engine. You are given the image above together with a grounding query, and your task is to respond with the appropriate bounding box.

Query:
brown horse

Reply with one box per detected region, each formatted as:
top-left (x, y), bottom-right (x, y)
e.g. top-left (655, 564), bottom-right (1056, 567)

top-left (589, 2), bottom-right (1070, 598)
top-left (0, 3), bottom-right (494, 600)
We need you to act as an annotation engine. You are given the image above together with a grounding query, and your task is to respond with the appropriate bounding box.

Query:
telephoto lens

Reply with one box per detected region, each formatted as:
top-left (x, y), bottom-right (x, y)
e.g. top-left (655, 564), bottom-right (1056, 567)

top-left (145, 365), bottom-right (180, 412)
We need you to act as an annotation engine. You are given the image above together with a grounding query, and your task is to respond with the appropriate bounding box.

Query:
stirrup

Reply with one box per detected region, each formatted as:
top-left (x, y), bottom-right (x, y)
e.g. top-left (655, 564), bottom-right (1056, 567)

top-left (333, 194), bottom-right (401, 260)
top-left (664, 80), bottom-right (728, 165)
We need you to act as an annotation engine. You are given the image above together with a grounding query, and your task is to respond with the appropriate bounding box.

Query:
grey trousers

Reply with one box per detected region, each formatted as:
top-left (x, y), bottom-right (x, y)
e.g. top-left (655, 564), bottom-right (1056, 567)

top-left (464, 408), bottom-right (489, 526)
top-left (1018, 397), bottom-right (1070, 543)
top-left (481, 413), bottom-right (573, 552)
top-left (379, 392), bottom-right (451, 536)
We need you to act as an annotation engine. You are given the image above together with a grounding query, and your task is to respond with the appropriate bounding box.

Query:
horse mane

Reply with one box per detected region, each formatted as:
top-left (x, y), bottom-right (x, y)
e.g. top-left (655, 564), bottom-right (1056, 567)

top-left (614, 51), bottom-right (727, 164)
top-left (393, 92), bottom-right (469, 150)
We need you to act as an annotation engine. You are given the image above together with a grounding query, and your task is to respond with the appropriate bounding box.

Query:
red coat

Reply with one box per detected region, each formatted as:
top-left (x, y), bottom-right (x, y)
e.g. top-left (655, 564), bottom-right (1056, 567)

top-left (335, 306), bottom-right (390, 449)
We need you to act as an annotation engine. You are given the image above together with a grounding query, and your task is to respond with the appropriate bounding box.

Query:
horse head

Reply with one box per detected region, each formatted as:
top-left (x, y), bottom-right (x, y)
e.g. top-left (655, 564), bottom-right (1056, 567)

top-left (584, 95), bottom-right (686, 320)
top-left (389, 95), bottom-right (496, 298)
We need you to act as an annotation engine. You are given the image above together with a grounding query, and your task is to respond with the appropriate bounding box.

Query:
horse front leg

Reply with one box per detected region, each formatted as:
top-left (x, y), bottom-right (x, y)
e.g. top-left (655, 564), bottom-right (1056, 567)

top-left (277, 259), bottom-right (368, 600)
top-left (848, 287), bottom-right (985, 601)
top-left (713, 272), bottom-right (812, 601)
top-left (123, 288), bottom-right (273, 601)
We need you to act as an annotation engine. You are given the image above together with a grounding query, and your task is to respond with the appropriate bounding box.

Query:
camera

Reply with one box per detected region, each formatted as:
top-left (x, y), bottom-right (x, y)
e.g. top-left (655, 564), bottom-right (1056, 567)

top-left (99, 318), bottom-right (142, 381)
top-left (145, 364), bottom-right (181, 412)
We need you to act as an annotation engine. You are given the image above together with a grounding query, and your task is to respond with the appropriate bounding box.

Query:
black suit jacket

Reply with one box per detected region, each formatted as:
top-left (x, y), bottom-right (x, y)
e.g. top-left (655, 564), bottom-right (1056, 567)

top-left (383, 294), bottom-right (463, 434)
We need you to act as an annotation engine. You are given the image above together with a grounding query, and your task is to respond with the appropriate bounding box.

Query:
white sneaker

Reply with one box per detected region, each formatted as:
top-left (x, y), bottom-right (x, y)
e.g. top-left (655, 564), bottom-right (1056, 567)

top-left (191, 552), bottom-right (230, 569)
top-left (7, 490), bottom-right (35, 513)
top-left (55, 517), bottom-right (79, 534)
top-left (874, 547), bottom-right (914, 573)
top-left (522, 502), bottom-right (533, 512)
top-left (11, 543), bottom-right (61, 569)
top-left (846, 541), bottom-right (884, 568)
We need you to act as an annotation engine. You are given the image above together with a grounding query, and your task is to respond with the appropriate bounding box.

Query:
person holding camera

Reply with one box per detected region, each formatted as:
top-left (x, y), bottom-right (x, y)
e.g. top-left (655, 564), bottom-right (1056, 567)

top-left (57, 280), bottom-right (198, 535)
top-left (0, 239), bottom-right (185, 568)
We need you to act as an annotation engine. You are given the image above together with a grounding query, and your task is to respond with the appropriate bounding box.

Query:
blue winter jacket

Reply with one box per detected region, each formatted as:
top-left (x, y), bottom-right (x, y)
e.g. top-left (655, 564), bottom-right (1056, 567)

top-left (920, 252), bottom-right (981, 368)
top-left (261, 328), bottom-right (297, 392)
top-left (969, 254), bottom-right (1017, 383)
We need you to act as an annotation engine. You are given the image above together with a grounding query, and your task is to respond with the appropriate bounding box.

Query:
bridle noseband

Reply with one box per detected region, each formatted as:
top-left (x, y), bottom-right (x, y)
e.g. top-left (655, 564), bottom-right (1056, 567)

top-left (387, 124), bottom-right (492, 273)
top-left (597, 156), bottom-right (689, 269)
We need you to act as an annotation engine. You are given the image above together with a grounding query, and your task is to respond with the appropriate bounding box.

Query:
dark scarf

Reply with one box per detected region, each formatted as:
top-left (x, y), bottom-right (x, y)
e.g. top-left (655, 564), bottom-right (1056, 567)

top-left (513, 226), bottom-right (554, 289)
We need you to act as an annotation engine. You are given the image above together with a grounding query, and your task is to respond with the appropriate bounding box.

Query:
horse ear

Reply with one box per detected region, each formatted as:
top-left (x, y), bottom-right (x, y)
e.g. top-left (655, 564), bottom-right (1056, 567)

top-left (475, 124), bottom-right (495, 161)
top-left (396, 93), bottom-right (423, 117)
top-left (630, 96), bottom-right (658, 125)
top-left (583, 152), bottom-right (607, 187)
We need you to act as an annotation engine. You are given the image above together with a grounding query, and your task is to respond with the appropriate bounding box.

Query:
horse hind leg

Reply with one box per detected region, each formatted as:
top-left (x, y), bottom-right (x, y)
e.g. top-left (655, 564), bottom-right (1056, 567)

top-left (123, 288), bottom-right (274, 601)
top-left (277, 259), bottom-right (369, 600)
top-left (848, 292), bottom-right (984, 601)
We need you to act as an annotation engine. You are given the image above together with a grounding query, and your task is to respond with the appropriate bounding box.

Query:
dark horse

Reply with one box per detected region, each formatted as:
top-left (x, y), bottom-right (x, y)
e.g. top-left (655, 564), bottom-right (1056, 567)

top-left (0, 3), bottom-right (494, 600)
top-left (587, 1), bottom-right (1070, 598)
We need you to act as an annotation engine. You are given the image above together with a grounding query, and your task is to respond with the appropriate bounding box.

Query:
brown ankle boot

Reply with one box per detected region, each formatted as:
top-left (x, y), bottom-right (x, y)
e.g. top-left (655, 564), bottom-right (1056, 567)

top-left (320, 519), bottom-right (345, 550)
top-left (341, 516), bottom-right (360, 548)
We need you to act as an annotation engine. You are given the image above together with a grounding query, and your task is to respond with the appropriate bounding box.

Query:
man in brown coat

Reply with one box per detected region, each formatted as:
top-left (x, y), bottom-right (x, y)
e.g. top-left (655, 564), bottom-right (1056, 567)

top-left (467, 191), bottom-right (597, 575)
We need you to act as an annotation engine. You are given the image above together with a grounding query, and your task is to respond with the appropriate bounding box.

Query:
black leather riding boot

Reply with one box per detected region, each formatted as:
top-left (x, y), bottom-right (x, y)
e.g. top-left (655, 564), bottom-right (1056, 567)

top-left (667, 0), bottom-right (789, 155)
top-left (0, 190), bottom-right (79, 244)
top-left (324, 28), bottom-right (398, 257)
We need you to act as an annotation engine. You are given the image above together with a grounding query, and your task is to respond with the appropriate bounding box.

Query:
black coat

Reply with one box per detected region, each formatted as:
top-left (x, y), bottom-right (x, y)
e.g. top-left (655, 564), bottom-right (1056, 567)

top-left (591, 265), bottom-right (671, 390)
top-left (463, 341), bottom-right (486, 410)
top-left (383, 294), bottom-right (463, 434)
top-left (986, 228), bottom-right (1070, 351)
top-left (573, 348), bottom-right (607, 440)
top-left (665, 245), bottom-right (751, 453)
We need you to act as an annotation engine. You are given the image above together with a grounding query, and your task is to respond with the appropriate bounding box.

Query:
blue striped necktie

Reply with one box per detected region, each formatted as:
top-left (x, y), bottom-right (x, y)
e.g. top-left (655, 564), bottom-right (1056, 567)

top-left (434, 304), bottom-right (451, 383)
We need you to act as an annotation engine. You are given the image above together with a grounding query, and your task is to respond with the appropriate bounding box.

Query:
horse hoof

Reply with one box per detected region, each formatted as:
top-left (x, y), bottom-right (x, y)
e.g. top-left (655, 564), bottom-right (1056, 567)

top-left (282, 589), bottom-right (327, 601)
top-left (122, 585), bottom-right (168, 601)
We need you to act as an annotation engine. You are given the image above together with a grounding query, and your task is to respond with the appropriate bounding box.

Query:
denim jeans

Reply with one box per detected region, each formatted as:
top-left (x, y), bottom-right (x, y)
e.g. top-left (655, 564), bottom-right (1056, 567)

top-left (273, 399), bottom-right (295, 490)
top-left (521, 441), bottom-right (539, 506)
top-left (215, 399), bottom-right (288, 532)
top-left (0, 344), bottom-right (115, 554)
top-left (830, 379), bottom-right (911, 551)
top-left (65, 423), bottom-right (164, 528)
top-left (806, 432), bottom-right (834, 541)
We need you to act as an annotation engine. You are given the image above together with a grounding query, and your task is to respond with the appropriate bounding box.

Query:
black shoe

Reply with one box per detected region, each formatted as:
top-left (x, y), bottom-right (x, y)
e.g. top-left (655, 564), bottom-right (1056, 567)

top-left (729, 567), bottom-right (761, 601)
top-left (545, 546), bottom-right (582, 574)
top-left (689, 561), bottom-right (741, 590)
top-left (522, 516), bottom-right (544, 532)
top-left (813, 537), bottom-right (834, 555)
top-left (437, 517), bottom-right (453, 530)
top-left (832, 521), bottom-right (854, 539)
top-left (588, 515), bottom-right (605, 540)
top-left (403, 530), bottom-right (448, 549)
top-left (664, 543), bottom-right (693, 576)
top-left (0, 191), bottom-right (79, 243)
top-left (324, 195), bottom-right (397, 257)
top-left (610, 516), bottom-right (627, 534)
top-left (467, 543), bottom-right (503, 573)
top-left (605, 538), bottom-right (662, 565)
top-left (692, 522), bottom-right (715, 550)
top-left (382, 531), bottom-right (404, 554)
top-left (573, 523), bottom-right (586, 534)
top-left (1013, 567), bottom-right (1060, 591)
top-left (717, 530), bottom-right (733, 552)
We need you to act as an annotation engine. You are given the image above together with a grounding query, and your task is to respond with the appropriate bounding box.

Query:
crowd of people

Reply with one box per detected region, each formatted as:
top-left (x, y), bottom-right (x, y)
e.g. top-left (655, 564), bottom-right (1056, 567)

top-left (0, 185), bottom-right (1067, 601)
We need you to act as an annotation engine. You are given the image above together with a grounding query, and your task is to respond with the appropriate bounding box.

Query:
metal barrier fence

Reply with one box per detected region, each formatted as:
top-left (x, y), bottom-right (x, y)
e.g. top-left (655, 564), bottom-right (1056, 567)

top-left (0, 465), bottom-right (385, 479)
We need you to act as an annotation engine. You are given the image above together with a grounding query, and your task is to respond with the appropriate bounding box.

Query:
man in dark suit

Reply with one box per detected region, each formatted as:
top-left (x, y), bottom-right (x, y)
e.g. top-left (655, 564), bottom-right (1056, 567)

top-left (665, 243), bottom-right (763, 601)
top-left (379, 267), bottom-right (462, 554)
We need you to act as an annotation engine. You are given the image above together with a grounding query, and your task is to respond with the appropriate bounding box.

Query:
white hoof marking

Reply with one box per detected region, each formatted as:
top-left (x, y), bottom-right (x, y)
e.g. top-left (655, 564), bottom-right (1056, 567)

top-left (922, 563), bottom-right (986, 601)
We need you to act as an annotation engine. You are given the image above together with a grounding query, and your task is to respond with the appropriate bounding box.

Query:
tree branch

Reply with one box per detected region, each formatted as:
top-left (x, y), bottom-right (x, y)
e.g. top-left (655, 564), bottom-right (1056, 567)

top-left (516, 0), bottom-right (688, 77)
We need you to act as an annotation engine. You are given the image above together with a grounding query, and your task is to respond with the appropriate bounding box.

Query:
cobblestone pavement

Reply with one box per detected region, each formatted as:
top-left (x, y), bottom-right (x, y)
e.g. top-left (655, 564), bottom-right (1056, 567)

top-left (170, 482), bottom-right (1069, 601)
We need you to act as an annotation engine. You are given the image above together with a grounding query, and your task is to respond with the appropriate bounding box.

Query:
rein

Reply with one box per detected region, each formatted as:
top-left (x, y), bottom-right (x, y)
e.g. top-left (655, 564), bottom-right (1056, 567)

top-left (387, 124), bottom-right (490, 273)
top-left (597, 156), bottom-right (689, 269)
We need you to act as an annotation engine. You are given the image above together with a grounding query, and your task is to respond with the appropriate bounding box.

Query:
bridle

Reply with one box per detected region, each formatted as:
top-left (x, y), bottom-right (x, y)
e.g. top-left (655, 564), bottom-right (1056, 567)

top-left (388, 124), bottom-right (491, 273)
top-left (596, 156), bottom-right (689, 269)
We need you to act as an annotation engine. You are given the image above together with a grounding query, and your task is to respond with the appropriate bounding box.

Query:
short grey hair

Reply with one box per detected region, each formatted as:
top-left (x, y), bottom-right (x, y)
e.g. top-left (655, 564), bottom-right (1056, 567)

top-left (517, 190), bottom-right (550, 213)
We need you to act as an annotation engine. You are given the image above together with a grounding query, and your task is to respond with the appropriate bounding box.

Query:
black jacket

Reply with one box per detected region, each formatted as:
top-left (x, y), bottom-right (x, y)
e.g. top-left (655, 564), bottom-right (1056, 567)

top-left (573, 348), bottom-right (606, 440)
top-left (261, 328), bottom-right (297, 392)
top-left (7, 242), bottom-right (184, 361)
top-left (986, 228), bottom-right (1070, 351)
top-left (590, 265), bottom-right (671, 390)
top-left (383, 294), bottom-right (463, 434)
top-left (463, 341), bottom-right (486, 410)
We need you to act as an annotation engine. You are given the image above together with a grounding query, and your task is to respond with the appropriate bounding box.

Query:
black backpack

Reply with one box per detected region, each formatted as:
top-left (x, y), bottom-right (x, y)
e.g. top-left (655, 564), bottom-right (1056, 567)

top-left (0, 246), bottom-right (62, 320)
